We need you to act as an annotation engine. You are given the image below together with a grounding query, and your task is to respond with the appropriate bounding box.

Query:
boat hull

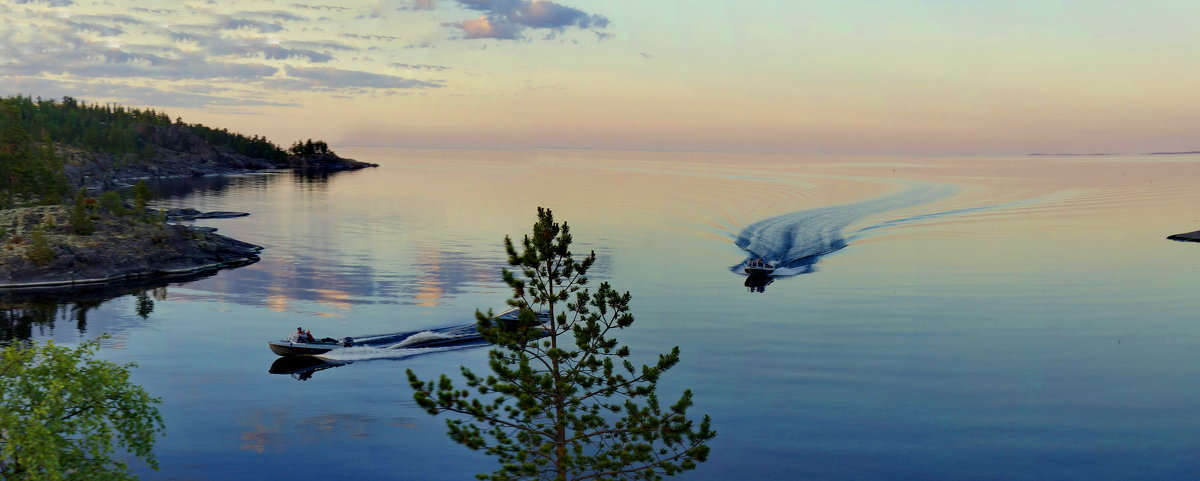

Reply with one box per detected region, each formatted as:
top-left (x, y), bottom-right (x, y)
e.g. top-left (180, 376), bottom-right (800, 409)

top-left (268, 340), bottom-right (341, 356)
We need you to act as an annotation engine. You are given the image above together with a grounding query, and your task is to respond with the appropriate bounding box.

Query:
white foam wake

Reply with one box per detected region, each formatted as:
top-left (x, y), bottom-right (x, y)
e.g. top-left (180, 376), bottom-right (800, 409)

top-left (317, 345), bottom-right (473, 362)
top-left (390, 330), bottom-right (459, 349)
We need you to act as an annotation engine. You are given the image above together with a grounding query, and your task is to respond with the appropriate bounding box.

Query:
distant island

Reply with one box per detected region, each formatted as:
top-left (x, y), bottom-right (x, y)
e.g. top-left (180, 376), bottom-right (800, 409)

top-left (0, 95), bottom-right (374, 290)
top-left (1028, 151), bottom-right (1200, 156)
top-left (1027, 153), bottom-right (1114, 156)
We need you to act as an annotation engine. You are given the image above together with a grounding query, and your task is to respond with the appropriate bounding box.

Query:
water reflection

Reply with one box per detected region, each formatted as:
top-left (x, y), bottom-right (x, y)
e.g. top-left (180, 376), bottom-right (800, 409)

top-left (145, 172), bottom-right (284, 200)
top-left (268, 356), bottom-right (351, 381)
top-left (0, 275), bottom-right (198, 343)
top-left (238, 410), bottom-right (413, 454)
top-left (291, 168), bottom-right (334, 191)
top-left (144, 168), bottom-right (359, 201)
top-left (743, 274), bottom-right (774, 293)
top-left (173, 247), bottom-right (505, 314)
top-left (1, 299), bottom-right (61, 343)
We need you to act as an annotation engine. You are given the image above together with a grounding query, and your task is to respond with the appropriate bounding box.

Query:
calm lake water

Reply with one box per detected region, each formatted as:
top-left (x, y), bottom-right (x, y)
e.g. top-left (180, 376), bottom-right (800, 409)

top-left (7, 149), bottom-right (1200, 480)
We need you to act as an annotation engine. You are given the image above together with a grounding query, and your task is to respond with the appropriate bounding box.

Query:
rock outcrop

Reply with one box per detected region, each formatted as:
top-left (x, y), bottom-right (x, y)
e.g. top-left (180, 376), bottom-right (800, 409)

top-left (0, 206), bottom-right (262, 290)
top-left (1168, 230), bottom-right (1200, 242)
top-left (285, 152), bottom-right (379, 171)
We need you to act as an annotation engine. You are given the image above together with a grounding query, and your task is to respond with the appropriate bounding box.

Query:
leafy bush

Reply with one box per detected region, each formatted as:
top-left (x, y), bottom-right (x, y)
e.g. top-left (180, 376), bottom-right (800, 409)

top-left (0, 338), bottom-right (164, 479)
top-left (98, 190), bottom-right (127, 216)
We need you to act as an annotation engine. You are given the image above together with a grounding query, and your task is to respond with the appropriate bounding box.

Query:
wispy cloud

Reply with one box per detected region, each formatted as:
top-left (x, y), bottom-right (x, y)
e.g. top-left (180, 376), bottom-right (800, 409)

top-left (444, 0), bottom-right (609, 40)
top-left (2, 77), bottom-right (300, 110)
top-left (0, 0), bottom-right (607, 111)
top-left (285, 65), bottom-right (442, 89)
top-left (14, 0), bottom-right (75, 6)
top-left (392, 63), bottom-right (452, 71)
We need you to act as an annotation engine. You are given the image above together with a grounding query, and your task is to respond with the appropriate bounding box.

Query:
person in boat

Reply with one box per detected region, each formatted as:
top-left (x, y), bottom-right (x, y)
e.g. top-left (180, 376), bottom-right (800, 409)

top-left (305, 329), bottom-right (315, 342)
top-left (289, 327), bottom-right (306, 343)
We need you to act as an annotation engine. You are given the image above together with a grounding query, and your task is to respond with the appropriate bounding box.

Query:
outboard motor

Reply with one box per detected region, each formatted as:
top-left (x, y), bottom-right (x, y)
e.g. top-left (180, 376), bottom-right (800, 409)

top-left (342, 337), bottom-right (354, 347)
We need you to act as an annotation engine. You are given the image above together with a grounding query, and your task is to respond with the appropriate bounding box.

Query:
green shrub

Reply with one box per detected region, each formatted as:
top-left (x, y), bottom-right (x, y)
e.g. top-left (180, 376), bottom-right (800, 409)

top-left (26, 228), bottom-right (55, 265)
top-left (98, 190), bottom-right (127, 215)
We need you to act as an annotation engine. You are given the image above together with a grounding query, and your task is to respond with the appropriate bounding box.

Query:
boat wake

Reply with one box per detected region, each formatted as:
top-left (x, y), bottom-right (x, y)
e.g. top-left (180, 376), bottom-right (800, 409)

top-left (732, 182), bottom-right (959, 276)
top-left (318, 324), bottom-right (488, 361)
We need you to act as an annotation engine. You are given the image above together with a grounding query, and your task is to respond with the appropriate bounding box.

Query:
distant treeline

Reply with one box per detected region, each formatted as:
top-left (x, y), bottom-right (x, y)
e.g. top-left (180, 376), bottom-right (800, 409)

top-left (0, 101), bottom-right (67, 208)
top-left (0, 94), bottom-right (332, 208)
top-left (0, 95), bottom-right (289, 161)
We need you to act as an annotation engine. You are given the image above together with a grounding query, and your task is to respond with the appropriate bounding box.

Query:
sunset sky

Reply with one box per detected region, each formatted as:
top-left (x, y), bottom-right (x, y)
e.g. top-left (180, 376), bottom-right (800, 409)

top-left (2, 0), bottom-right (1198, 154)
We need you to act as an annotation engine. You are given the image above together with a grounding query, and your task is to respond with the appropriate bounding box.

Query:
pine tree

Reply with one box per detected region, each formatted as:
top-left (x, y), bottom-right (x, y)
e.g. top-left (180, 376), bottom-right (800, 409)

top-left (132, 180), bottom-right (152, 218)
top-left (0, 103), bottom-right (33, 208)
top-left (69, 189), bottom-right (95, 235)
top-left (408, 208), bottom-right (715, 481)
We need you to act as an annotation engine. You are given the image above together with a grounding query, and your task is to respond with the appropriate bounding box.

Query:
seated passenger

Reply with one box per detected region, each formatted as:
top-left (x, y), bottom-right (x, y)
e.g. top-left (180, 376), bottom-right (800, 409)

top-left (288, 327), bottom-right (306, 343)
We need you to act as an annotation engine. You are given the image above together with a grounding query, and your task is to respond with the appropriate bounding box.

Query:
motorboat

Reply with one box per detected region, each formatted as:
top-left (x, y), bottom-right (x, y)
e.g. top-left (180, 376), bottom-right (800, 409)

top-left (267, 308), bottom-right (551, 357)
top-left (268, 336), bottom-right (354, 356)
top-left (744, 259), bottom-right (776, 276)
top-left (491, 307), bottom-right (551, 327)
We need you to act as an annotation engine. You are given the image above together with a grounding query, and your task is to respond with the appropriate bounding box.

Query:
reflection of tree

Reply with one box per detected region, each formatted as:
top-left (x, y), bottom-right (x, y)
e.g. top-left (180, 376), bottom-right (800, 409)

top-left (0, 300), bottom-right (60, 343)
top-left (0, 279), bottom-right (186, 342)
top-left (292, 168), bottom-right (330, 184)
top-left (144, 172), bottom-right (281, 200)
top-left (136, 291), bottom-right (154, 319)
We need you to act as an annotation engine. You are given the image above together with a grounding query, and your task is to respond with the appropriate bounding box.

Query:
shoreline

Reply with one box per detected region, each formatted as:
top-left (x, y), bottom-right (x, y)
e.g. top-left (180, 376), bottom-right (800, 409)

top-left (0, 205), bottom-right (263, 292)
top-left (0, 256), bottom-right (258, 290)
top-left (2, 158), bottom-right (375, 293)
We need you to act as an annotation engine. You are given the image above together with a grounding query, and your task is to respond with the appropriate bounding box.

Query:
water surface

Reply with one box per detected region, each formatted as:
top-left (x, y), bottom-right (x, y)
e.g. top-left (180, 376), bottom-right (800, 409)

top-left (8, 149), bottom-right (1200, 480)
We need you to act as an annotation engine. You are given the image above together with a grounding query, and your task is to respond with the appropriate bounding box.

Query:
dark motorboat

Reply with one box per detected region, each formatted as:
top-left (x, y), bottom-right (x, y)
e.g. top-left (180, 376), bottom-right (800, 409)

top-left (268, 336), bottom-right (354, 356)
top-left (744, 258), bottom-right (776, 276)
top-left (266, 308), bottom-right (550, 357)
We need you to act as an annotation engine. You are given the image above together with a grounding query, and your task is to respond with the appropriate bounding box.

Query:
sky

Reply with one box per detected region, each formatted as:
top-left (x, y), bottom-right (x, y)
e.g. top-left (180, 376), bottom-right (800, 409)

top-left (1, 0), bottom-right (1198, 154)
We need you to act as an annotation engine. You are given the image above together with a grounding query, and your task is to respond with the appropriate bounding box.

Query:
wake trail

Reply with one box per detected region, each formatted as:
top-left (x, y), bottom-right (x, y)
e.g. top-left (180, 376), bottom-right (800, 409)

top-left (318, 324), bottom-right (488, 361)
top-left (732, 182), bottom-right (958, 276)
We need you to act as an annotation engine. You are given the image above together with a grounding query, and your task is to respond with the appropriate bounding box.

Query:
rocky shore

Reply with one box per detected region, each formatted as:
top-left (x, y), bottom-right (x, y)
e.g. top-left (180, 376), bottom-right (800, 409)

top-left (0, 119), bottom-right (379, 291)
top-left (0, 205), bottom-right (262, 290)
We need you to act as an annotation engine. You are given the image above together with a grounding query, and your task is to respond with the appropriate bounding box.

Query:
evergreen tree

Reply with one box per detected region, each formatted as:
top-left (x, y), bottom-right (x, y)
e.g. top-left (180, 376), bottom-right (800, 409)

top-left (24, 227), bottom-right (55, 267)
top-left (0, 103), bottom-right (67, 207)
top-left (2, 95), bottom-right (290, 164)
top-left (69, 189), bottom-right (95, 235)
top-left (408, 208), bottom-right (715, 481)
top-left (0, 103), bottom-right (34, 208)
top-left (132, 180), bottom-right (152, 217)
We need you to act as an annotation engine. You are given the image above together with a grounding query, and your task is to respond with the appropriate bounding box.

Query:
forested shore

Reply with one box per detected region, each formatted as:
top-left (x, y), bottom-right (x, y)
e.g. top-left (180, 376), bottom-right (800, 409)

top-left (0, 95), bottom-right (371, 290)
